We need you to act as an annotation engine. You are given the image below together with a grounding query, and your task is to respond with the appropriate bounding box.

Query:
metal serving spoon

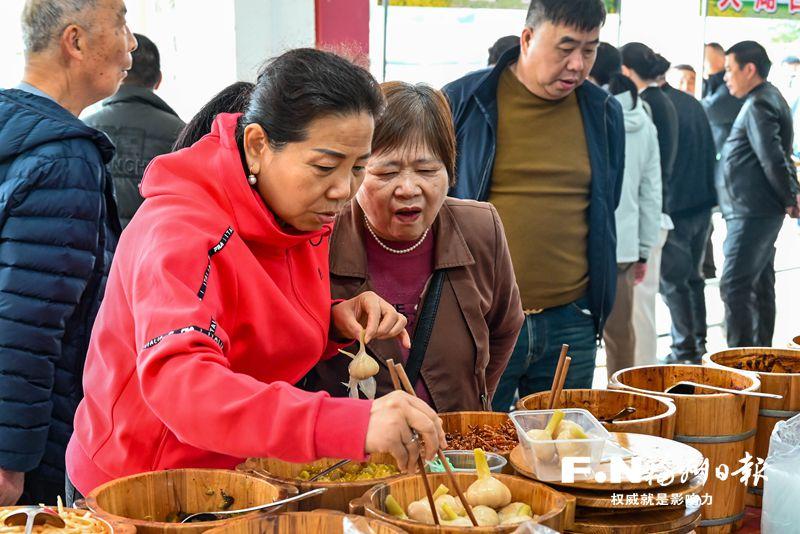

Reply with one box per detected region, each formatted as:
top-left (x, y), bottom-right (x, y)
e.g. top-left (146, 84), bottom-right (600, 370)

top-left (179, 487), bottom-right (328, 523)
top-left (3, 506), bottom-right (65, 534)
top-left (308, 459), bottom-right (352, 482)
top-left (599, 406), bottom-right (637, 423)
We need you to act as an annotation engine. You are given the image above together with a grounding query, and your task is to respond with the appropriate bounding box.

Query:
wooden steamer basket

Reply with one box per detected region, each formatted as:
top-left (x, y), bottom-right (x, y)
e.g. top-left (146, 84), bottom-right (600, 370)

top-left (0, 506), bottom-right (136, 534)
top-left (439, 412), bottom-right (516, 474)
top-left (350, 472), bottom-right (575, 533)
top-left (517, 389), bottom-right (677, 438)
top-left (610, 365), bottom-right (760, 534)
top-left (703, 347), bottom-right (800, 506)
top-left (205, 511), bottom-right (407, 533)
top-left (237, 453), bottom-right (401, 512)
top-left (86, 469), bottom-right (296, 534)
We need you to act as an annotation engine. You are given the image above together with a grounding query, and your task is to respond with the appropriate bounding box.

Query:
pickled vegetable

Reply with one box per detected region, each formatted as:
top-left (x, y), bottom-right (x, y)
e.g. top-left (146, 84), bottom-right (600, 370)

top-left (296, 461), bottom-right (399, 482)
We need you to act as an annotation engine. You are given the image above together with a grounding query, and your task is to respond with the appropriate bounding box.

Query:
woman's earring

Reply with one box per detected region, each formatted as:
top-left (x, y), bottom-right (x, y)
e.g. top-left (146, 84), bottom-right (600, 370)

top-left (248, 167), bottom-right (258, 186)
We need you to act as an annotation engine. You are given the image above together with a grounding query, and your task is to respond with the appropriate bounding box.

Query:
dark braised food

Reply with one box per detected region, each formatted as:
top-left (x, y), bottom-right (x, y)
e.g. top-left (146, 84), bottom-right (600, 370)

top-left (445, 420), bottom-right (518, 453)
top-left (731, 355), bottom-right (800, 373)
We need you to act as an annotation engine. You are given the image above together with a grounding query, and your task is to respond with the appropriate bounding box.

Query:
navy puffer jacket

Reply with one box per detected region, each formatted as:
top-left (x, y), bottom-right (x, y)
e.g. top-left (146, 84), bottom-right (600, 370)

top-left (0, 89), bottom-right (120, 503)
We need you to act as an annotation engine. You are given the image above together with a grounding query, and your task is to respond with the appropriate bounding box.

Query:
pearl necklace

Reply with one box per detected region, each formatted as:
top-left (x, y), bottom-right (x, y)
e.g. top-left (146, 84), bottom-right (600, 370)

top-left (364, 215), bottom-right (430, 254)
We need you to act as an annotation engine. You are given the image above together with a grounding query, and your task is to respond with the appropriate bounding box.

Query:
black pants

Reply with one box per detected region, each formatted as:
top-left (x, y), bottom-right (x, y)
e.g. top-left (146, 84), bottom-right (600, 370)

top-left (17, 475), bottom-right (63, 506)
top-left (64, 473), bottom-right (84, 507)
top-left (660, 209), bottom-right (712, 360)
top-left (720, 216), bottom-right (784, 347)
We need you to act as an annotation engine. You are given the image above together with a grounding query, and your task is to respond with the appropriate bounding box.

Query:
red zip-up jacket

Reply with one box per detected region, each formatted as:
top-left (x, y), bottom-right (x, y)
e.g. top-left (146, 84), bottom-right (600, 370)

top-left (66, 113), bottom-right (372, 494)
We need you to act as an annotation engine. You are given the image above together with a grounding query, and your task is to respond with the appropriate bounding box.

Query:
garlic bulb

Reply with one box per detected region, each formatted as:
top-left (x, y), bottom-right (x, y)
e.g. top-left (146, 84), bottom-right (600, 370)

top-left (498, 502), bottom-right (534, 525)
top-left (556, 419), bottom-right (588, 438)
top-left (406, 484), bottom-right (449, 524)
top-left (339, 330), bottom-right (379, 399)
top-left (465, 448), bottom-right (512, 509)
top-left (472, 505), bottom-right (500, 526)
top-left (555, 427), bottom-right (593, 459)
top-left (526, 409), bottom-right (564, 462)
top-left (341, 330), bottom-right (379, 380)
top-left (440, 503), bottom-right (473, 526)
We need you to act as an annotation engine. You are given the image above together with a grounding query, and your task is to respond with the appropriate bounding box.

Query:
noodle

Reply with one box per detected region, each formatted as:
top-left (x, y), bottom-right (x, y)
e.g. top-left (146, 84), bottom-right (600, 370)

top-left (0, 497), bottom-right (107, 533)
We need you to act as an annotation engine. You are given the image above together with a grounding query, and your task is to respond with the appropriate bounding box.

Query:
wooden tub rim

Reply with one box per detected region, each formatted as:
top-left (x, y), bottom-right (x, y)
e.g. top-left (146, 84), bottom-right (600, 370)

top-left (204, 510), bottom-right (408, 534)
top-left (609, 363), bottom-right (762, 398)
top-left (350, 473), bottom-right (568, 530)
top-left (85, 468), bottom-right (296, 531)
top-left (515, 388), bottom-right (677, 425)
top-left (703, 348), bottom-right (800, 377)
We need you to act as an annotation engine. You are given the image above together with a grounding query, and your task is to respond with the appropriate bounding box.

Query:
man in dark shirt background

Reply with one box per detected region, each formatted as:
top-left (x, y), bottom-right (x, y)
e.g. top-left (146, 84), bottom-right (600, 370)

top-left (659, 66), bottom-right (717, 363)
top-left (85, 33), bottom-right (184, 228)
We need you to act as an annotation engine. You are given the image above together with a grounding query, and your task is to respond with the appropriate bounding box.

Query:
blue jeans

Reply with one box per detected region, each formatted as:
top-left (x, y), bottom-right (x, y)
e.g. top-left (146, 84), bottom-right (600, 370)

top-left (660, 209), bottom-right (712, 359)
top-left (492, 297), bottom-right (598, 412)
top-left (720, 217), bottom-right (783, 347)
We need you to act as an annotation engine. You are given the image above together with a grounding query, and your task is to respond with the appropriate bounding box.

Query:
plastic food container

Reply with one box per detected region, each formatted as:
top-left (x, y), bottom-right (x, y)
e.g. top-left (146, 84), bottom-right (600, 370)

top-left (439, 450), bottom-right (508, 473)
top-left (510, 408), bottom-right (610, 482)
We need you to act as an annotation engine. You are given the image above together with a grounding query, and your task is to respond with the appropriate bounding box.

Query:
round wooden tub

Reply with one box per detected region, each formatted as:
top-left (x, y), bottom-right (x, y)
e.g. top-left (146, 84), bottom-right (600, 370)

top-left (86, 469), bottom-right (295, 534)
top-left (350, 472), bottom-right (574, 533)
top-left (610, 364), bottom-right (760, 534)
top-left (439, 412), bottom-right (517, 474)
top-left (237, 454), bottom-right (401, 513)
top-left (704, 347), bottom-right (800, 506)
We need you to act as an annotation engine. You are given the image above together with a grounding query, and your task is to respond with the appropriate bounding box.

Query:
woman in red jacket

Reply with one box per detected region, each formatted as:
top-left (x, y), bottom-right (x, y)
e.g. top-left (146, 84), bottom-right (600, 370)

top-left (66, 49), bottom-right (445, 499)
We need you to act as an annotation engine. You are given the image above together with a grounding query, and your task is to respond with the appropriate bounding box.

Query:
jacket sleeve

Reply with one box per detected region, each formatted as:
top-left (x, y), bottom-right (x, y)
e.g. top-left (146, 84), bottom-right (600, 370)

top-left (745, 99), bottom-right (798, 207)
top-left (638, 125), bottom-right (663, 261)
top-left (484, 206), bottom-right (524, 399)
top-left (132, 226), bottom-right (371, 463)
top-left (702, 86), bottom-right (740, 127)
top-left (0, 157), bottom-right (100, 472)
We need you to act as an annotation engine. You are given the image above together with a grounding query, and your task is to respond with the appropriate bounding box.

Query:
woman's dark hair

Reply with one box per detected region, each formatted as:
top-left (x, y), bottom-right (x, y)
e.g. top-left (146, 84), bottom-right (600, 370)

top-left (608, 73), bottom-right (639, 109)
top-left (372, 82), bottom-right (457, 187)
top-left (590, 42), bottom-right (622, 86)
top-left (237, 48), bottom-right (384, 150)
top-left (488, 35), bottom-right (519, 66)
top-left (620, 42), bottom-right (665, 81)
top-left (727, 40), bottom-right (772, 79)
top-left (590, 42), bottom-right (638, 108)
top-left (173, 81), bottom-right (254, 151)
top-left (651, 54), bottom-right (671, 78)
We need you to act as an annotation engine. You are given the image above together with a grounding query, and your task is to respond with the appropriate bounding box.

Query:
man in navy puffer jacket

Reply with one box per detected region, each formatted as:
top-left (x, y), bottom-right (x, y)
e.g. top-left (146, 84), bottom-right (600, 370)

top-left (0, 0), bottom-right (136, 505)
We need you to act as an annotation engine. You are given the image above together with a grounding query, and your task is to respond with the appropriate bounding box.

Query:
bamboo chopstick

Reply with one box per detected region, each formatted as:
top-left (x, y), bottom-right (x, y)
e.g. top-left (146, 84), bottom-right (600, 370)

top-left (548, 344), bottom-right (570, 409)
top-left (550, 356), bottom-right (572, 410)
top-left (393, 362), bottom-right (479, 527)
top-left (385, 359), bottom-right (440, 526)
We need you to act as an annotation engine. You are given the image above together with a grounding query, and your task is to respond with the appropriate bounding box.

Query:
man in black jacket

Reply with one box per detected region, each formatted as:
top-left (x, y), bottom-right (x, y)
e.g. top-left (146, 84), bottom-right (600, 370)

top-left (84, 33), bottom-right (184, 228)
top-left (720, 41), bottom-right (800, 347)
top-left (660, 79), bottom-right (717, 363)
top-left (0, 0), bottom-right (134, 505)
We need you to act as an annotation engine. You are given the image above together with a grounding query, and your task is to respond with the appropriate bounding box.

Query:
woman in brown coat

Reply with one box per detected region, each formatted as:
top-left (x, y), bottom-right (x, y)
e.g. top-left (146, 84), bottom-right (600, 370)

top-left (304, 82), bottom-right (523, 411)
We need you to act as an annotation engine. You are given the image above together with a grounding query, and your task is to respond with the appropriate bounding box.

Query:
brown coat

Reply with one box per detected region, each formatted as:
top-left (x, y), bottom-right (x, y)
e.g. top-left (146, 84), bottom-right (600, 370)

top-left (302, 198), bottom-right (523, 411)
